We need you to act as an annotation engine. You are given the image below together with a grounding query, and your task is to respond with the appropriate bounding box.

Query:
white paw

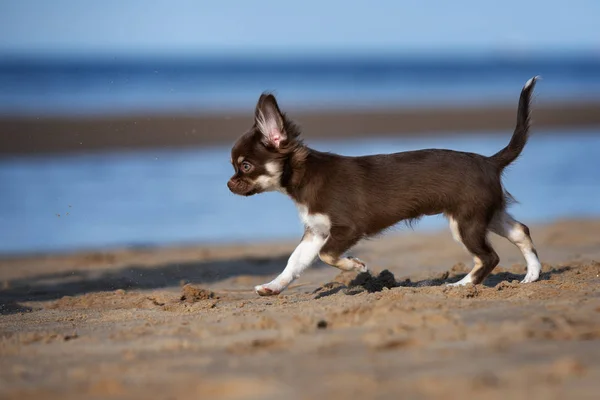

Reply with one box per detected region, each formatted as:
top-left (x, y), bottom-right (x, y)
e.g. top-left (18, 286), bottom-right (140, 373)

top-left (349, 257), bottom-right (368, 273)
top-left (254, 283), bottom-right (282, 296)
top-left (521, 272), bottom-right (540, 284)
top-left (446, 275), bottom-right (473, 287)
top-left (521, 263), bottom-right (541, 283)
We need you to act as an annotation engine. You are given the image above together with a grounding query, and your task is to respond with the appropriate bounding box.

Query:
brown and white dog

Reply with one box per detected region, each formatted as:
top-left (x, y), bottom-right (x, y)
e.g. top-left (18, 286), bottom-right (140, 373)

top-left (228, 77), bottom-right (542, 296)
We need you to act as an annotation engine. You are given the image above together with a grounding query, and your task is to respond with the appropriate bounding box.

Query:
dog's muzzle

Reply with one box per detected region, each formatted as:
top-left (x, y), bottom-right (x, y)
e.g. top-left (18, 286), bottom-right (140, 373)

top-left (227, 179), bottom-right (258, 196)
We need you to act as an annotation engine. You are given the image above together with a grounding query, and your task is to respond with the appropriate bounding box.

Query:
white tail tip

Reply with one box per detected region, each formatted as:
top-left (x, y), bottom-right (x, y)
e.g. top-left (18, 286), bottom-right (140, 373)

top-left (524, 75), bottom-right (541, 89)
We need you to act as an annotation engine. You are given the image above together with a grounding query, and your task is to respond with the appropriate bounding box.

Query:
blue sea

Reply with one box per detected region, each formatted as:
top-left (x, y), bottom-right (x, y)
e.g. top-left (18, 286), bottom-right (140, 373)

top-left (1, 54), bottom-right (600, 116)
top-left (2, 130), bottom-right (600, 255)
top-left (1, 55), bottom-right (599, 255)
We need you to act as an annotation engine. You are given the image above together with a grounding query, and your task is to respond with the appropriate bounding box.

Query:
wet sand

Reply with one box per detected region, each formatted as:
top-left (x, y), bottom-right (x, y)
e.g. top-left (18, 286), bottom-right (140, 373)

top-left (1, 100), bottom-right (600, 156)
top-left (1, 219), bottom-right (600, 399)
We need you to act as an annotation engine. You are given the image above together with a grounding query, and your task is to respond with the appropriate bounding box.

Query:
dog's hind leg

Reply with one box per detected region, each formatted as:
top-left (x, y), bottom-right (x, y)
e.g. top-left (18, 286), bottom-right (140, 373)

top-left (489, 210), bottom-right (541, 283)
top-left (447, 216), bottom-right (500, 286)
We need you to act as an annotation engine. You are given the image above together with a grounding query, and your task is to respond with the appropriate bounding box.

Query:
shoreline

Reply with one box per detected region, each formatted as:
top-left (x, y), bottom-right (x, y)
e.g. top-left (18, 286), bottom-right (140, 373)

top-left (1, 100), bottom-right (599, 157)
top-left (0, 217), bottom-right (596, 264)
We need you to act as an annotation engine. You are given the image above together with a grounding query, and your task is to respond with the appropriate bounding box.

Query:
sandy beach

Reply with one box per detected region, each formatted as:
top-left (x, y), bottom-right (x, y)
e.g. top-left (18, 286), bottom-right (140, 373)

top-left (1, 218), bottom-right (599, 399)
top-left (3, 3), bottom-right (600, 399)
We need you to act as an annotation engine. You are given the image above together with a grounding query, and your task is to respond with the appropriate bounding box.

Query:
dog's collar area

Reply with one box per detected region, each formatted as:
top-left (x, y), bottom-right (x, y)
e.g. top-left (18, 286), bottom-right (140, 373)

top-left (280, 153), bottom-right (294, 191)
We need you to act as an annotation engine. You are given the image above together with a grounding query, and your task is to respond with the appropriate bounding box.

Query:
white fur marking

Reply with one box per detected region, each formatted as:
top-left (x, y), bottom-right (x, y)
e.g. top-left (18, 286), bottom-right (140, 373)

top-left (256, 109), bottom-right (283, 147)
top-left (507, 223), bottom-right (541, 283)
top-left (447, 274), bottom-right (473, 287)
top-left (296, 205), bottom-right (331, 236)
top-left (265, 161), bottom-right (279, 175)
top-left (490, 211), bottom-right (541, 283)
top-left (447, 256), bottom-right (481, 286)
top-left (255, 205), bottom-right (331, 295)
top-left (256, 109), bottom-right (269, 136)
top-left (524, 76), bottom-right (540, 89)
top-left (237, 156), bottom-right (244, 163)
top-left (448, 217), bottom-right (463, 246)
top-left (253, 161), bottom-right (282, 192)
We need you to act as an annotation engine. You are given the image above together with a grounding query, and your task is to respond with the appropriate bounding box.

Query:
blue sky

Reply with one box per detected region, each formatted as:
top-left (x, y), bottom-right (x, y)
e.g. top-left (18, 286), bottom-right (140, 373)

top-left (0, 0), bottom-right (598, 57)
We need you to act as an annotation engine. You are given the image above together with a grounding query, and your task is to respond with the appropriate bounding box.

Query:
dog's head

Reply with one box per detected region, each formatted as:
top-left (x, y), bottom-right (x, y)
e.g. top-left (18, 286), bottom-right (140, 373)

top-left (227, 93), bottom-right (300, 196)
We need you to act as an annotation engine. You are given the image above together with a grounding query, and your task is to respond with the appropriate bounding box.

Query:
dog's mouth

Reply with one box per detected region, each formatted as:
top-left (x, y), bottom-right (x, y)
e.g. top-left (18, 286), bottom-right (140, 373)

top-left (228, 180), bottom-right (260, 197)
top-left (242, 188), bottom-right (259, 196)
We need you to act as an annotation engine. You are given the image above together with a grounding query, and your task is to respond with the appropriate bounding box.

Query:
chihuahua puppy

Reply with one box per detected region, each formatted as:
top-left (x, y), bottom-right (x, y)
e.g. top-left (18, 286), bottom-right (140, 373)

top-left (228, 77), bottom-right (541, 296)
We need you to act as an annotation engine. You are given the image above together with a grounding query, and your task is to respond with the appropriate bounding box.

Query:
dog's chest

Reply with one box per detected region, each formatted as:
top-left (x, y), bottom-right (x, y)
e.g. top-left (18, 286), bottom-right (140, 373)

top-left (296, 204), bottom-right (331, 236)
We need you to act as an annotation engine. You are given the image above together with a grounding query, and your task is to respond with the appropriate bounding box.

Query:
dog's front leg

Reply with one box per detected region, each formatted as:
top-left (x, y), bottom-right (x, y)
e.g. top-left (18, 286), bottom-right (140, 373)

top-left (255, 230), bottom-right (326, 296)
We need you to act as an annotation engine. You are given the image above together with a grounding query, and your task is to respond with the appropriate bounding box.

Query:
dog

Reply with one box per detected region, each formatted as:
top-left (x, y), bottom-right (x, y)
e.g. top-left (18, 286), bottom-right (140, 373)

top-left (227, 77), bottom-right (541, 296)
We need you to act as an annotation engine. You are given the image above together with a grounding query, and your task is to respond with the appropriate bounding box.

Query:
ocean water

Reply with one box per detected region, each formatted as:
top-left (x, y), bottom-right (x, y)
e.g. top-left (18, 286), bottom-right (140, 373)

top-left (1, 55), bottom-right (599, 254)
top-left (1, 129), bottom-right (599, 255)
top-left (1, 55), bottom-right (600, 116)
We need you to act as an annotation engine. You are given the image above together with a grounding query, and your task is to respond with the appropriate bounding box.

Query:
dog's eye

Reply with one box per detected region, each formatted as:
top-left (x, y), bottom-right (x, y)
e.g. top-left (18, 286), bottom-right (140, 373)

top-left (241, 161), bottom-right (253, 173)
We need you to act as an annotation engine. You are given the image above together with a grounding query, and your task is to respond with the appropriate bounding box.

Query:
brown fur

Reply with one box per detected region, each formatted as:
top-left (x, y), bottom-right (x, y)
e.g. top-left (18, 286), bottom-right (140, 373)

top-left (228, 77), bottom-right (540, 287)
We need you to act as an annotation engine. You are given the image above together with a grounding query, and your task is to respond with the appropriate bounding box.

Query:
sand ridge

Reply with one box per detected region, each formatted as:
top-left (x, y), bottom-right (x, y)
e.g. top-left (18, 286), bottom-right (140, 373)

top-left (2, 100), bottom-right (600, 156)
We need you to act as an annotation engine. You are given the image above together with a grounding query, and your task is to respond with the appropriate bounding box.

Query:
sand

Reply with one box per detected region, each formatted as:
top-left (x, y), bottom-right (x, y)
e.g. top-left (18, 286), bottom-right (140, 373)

top-left (2, 100), bottom-right (600, 156)
top-left (1, 218), bottom-right (600, 399)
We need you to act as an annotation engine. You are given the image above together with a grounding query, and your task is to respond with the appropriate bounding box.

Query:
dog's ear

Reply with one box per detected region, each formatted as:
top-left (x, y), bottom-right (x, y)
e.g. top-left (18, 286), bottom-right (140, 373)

top-left (254, 93), bottom-right (286, 149)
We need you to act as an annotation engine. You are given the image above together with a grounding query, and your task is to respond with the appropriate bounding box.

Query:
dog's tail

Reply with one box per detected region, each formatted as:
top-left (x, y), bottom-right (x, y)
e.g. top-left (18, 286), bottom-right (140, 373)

top-left (490, 76), bottom-right (539, 170)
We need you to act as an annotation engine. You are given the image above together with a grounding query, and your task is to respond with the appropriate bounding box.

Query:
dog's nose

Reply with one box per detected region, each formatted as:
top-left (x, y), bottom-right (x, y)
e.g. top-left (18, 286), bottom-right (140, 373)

top-left (227, 179), bottom-right (235, 191)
